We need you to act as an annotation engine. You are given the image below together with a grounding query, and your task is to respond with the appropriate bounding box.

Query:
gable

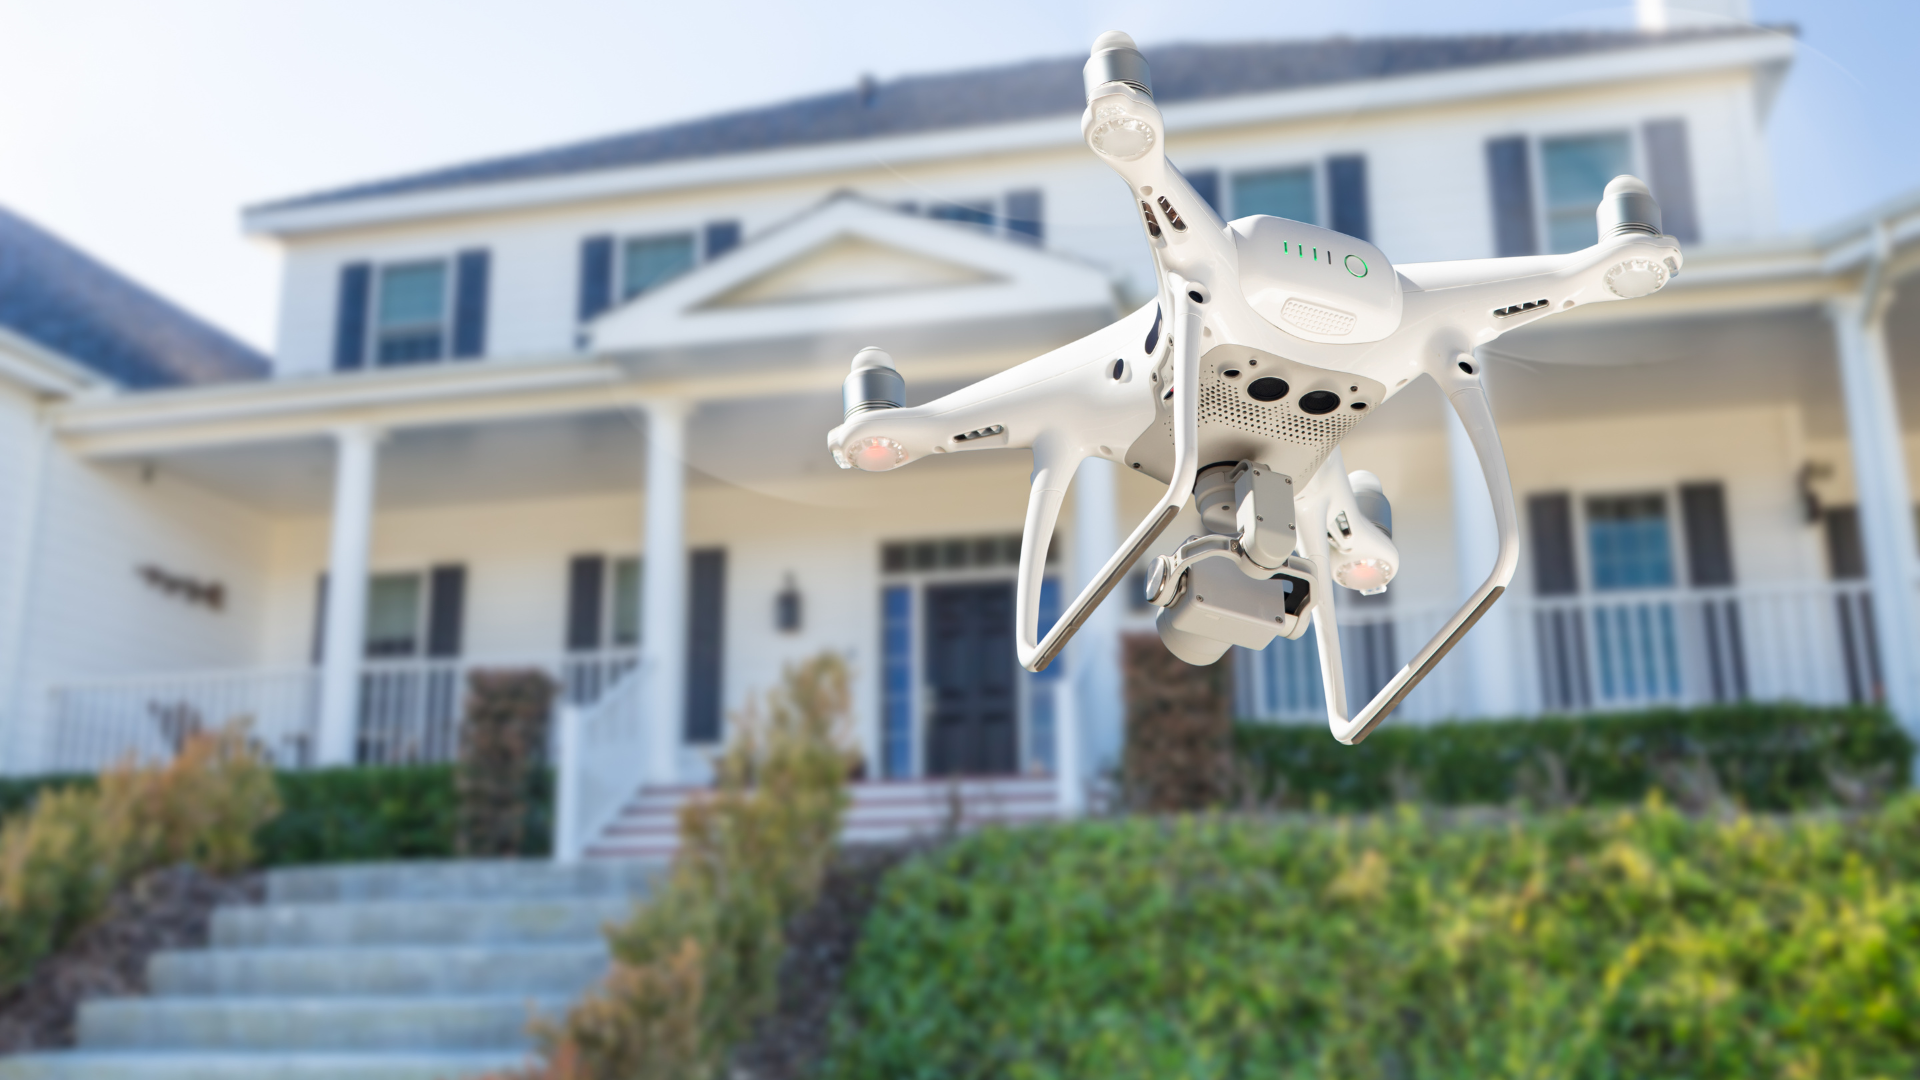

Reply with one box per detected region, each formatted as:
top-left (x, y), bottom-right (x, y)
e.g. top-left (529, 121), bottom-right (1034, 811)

top-left (702, 234), bottom-right (999, 309)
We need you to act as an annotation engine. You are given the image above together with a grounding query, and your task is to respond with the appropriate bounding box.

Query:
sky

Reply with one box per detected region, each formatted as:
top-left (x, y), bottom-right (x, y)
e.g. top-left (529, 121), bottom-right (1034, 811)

top-left (0, 0), bottom-right (1914, 352)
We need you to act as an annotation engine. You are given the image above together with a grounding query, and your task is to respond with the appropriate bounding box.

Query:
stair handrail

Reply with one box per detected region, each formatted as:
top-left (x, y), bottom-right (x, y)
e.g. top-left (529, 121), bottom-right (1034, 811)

top-left (554, 658), bottom-right (653, 863)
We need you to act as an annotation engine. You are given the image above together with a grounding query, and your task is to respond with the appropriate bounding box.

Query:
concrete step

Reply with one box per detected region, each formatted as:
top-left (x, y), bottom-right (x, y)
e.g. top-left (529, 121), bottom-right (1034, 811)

top-left (266, 859), bottom-right (661, 903)
top-left (149, 945), bottom-right (609, 997)
top-left (212, 898), bottom-right (633, 948)
top-left (77, 995), bottom-right (566, 1052)
top-left (0, 1051), bottom-right (532, 1080)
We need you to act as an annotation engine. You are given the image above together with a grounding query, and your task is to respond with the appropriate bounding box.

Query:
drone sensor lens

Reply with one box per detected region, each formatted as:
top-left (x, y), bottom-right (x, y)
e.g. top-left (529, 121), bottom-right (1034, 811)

top-left (1220, 367), bottom-right (1241, 379)
top-left (1247, 377), bottom-right (1289, 402)
top-left (1299, 390), bottom-right (1341, 414)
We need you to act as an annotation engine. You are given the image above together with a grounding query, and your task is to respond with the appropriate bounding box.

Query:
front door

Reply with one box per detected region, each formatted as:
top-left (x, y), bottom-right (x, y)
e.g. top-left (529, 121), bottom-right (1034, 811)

top-left (924, 582), bottom-right (1018, 776)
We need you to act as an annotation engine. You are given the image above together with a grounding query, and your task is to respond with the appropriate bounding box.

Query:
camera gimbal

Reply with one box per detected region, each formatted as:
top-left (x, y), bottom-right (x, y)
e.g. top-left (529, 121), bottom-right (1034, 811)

top-left (826, 31), bottom-right (1683, 743)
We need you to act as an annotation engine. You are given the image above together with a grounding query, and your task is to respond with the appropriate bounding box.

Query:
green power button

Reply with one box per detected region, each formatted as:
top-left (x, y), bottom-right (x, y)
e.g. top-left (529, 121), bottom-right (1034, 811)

top-left (1345, 254), bottom-right (1368, 278)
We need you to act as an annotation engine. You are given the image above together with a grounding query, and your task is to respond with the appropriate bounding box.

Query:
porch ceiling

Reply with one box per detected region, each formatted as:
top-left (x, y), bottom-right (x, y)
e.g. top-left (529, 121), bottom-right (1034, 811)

top-left (141, 375), bottom-right (1016, 515)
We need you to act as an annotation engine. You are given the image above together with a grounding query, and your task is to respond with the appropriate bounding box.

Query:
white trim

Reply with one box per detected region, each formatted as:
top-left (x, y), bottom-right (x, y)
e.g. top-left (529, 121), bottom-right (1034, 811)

top-left (0, 327), bottom-right (107, 396)
top-left (243, 33), bottom-right (1797, 237)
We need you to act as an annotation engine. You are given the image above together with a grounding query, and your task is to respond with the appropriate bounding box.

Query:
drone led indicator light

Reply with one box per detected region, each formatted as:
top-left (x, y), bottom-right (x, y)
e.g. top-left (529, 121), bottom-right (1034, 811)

top-left (849, 436), bottom-right (906, 472)
top-left (1345, 254), bottom-right (1368, 277)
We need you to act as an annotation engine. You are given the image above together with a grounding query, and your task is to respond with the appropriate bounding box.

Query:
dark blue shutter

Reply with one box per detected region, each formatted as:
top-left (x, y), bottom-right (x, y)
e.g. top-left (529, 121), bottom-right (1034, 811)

top-left (1643, 119), bottom-right (1700, 244)
top-left (1005, 189), bottom-right (1043, 245)
top-left (566, 555), bottom-right (605, 651)
top-left (427, 564), bottom-right (466, 657)
top-left (1824, 508), bottom-right (1867, 580)
top-left (332, 262), bottom-right (371, 370)
top-left (1486, 136), bottom-right (1538, 257)
top-left (703, 220), bottom-right (741, 260)
top-left (1185, 169), bottom-right (1221, 216)
top-left (1528, 492), bottom-right (1579, 595)
top-left (451, 250), bottom-right (489, 359)
top-left (577, 236), bottom-right (613, 322)
top-left (684, 548), bottom-right (726, 743)
top-left (1327, 155), bottom-right (1370, 241)
top-left (1680, 483), bottom-right (1735, 586)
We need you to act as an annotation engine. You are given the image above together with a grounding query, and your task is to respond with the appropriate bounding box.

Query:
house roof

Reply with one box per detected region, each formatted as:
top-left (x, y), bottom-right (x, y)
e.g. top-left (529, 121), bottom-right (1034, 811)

top-left (256, 27), bottom-right (1781, 214)
top-left (0, 206), bottom-right (269, 390)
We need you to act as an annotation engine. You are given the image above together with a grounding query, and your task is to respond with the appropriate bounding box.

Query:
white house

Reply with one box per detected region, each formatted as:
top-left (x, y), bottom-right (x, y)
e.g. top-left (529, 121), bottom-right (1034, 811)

top-left (3, 15), bottom-right (1918, 856)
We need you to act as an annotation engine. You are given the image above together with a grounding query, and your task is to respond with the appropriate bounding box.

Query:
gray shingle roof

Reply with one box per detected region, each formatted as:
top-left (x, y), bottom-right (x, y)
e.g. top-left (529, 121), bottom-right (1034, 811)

top-left (257, 27), bottom-right (1778, 215)
top-left (0, 206), bottom-right (269, 389)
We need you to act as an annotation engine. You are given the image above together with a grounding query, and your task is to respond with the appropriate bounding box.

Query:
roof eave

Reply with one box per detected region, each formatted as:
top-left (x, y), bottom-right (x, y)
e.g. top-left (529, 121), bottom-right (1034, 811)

top-left (0, 326), bottom-right (111, 397)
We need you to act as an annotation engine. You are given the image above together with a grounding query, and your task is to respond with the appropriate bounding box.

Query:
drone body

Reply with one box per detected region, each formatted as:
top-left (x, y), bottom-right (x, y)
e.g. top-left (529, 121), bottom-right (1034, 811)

top-left (827, 32), bottom-right (1684, 743)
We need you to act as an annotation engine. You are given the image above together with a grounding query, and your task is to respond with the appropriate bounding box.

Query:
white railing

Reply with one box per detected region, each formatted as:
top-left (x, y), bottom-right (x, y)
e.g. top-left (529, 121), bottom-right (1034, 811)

top-left (43, 648), bottom-right (640, 772)
top-left (1237, 579), bottom-right (1885, 724)
top-left (554, 659), bottom-right (652, 863)
top-left (45, 666), bottom-right (320, 771)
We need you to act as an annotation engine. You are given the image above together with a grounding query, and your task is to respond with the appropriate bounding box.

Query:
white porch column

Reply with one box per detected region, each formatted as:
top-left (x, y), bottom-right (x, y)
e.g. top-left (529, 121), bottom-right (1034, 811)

top-left (1829, 291), bottom-right (1920, 736)
top-left (1446, 368), bottom-right (1523, 718)
top-left (640, 401), bottom-right (690, 785)
top-left (317, 426), bottom-right (380, 766)
top-left (1067, 457), bottom-right (1125, 799)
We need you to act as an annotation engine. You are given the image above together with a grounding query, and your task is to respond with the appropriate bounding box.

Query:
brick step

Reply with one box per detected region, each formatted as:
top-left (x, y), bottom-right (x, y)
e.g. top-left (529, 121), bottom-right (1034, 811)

top-left (76, 996), bottom-right (567, 1052)
top-left (149, 945), bottom-right (609, 997)
top-left (213, 899), bottom-right (633, 948)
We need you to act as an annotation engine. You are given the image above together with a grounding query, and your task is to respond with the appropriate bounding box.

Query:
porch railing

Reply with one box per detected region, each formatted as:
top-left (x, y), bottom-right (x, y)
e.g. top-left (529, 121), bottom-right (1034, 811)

top-left (1237, 579), bottom-right (1886, 724)
top-left (553, 660), bottom-right (652, 862)
top-left (41, 648), bottom-right (639, 773)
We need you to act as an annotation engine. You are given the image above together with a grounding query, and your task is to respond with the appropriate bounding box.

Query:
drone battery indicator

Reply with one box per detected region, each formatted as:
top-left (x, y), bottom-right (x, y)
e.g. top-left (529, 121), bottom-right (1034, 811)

top-left (1345, 254), bottom-right (1368, 278)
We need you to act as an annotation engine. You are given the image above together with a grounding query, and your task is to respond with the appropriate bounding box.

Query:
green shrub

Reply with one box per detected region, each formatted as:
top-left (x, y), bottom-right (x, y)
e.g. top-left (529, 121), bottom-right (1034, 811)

top-left (1235, 702), bottom-right (1912, 812)
top-left (523, 653), bottom-right (856, 1080)
top-left (8, 764), bottom-right (554, 867)
top-left (827, 800), bottom-right (1920, 1080)
top-left (0, 725), bottom-right (281, 990)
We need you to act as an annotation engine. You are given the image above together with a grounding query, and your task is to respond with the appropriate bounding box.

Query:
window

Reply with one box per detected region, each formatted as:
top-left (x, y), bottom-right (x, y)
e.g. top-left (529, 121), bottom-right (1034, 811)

top-left (928, 199), bottom-right (995, 231)
top-left (1232, 166), bottom-right (1316, 224)
top-left (1542, 132), bottom-right (1632, 254)
top-left (610, 556), bottom-right (640, 646)
top-left (365, 573), bottom-right (423, 657)
top-left (621, 233), bottom-right (696, 299)
top-left (1585, 494), bottom-right (1673, 590)
top-left (375, 261), bottom-right (448, 364)
top-left (880, 534), bottom-right (1054, 574)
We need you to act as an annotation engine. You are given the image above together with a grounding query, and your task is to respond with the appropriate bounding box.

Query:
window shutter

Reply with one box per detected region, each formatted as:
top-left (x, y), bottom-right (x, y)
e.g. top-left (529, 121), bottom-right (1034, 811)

top-left (1005, 189), bottom-right (1044, 245)
top-left (1486, 136), bottom-right (1538, 257)
top-left (311, 573), bottom-right (329, 663)
top-left (577, 236), bottom-right (614, 322)
top-left (1327, 155), bottom-right (1370, 241)
top-left (1185, 168), bottom-right (1221, 215)
top-left (566, 555), bottom-right (605, 651)
top-left (1643, 119), bottom-right (1700, 244)
top-left (1527, 492), bottom-right (1579, 595)
top-left (703, 220), bottom-right (741, 260)
top-left (684, 548), bottom-right (727, 743)
top-left (332, 262), bottom-right (372, 370)
top-left (450, 250), bottom-right (489, 359)
top-left (427, 564), bottom-right (466, 657)
top-left (1823, 507), bottom-right (1867, 580)
top-left (1679, 482), bottom-right (1735, 586)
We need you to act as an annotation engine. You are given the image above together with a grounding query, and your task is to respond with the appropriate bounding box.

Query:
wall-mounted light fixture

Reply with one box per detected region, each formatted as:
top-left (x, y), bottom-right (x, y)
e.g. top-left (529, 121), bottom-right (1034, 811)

top-left (776, 573), bottom-right (802, 633)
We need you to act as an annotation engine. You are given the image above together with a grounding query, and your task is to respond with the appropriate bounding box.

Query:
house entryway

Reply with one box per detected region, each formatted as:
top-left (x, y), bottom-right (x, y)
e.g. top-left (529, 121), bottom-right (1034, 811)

top-left (924, 582), bottom-right (1018, 776)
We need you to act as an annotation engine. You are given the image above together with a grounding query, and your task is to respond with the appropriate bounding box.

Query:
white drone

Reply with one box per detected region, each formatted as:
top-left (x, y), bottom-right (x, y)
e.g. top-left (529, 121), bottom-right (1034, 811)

top-left (827, 32), bottom-right (1683, 744)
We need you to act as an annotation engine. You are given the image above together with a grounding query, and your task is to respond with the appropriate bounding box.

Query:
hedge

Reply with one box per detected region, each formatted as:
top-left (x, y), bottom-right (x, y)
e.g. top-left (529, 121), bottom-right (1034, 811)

top-left (826, 802), bottom-right (1920, 1079)
top-left (1235, 702), bottom-right (1912, 812)
top-left (0, 765), bottom-right (552, 866)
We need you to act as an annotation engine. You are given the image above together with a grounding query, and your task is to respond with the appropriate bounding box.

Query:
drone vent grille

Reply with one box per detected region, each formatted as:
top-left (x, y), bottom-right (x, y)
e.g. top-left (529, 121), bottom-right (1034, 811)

top-left (1280, 298), bottom-right (1356, 337)
top-left (1198, 378), bottom-right (1360, 477)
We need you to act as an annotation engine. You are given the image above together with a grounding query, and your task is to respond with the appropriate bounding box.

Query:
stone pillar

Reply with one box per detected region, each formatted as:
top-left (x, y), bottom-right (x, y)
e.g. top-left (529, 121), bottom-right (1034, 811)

top-left (1446, 370), bottom-right (1523, 718)
top-left (317, 426), bottom-right (380, 766)
top-left (1829, 292), bottom-right (1920, 737)
top-left (1068, 457), bottom-right (1125, 801)
top-left (640, 401), bottom-right (690, 785)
